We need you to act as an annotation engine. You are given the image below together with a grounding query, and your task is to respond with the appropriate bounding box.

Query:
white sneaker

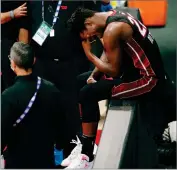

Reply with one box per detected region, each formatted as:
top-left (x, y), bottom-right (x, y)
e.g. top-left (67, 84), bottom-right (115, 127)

top-left (65, 154), bottom-right (94, 169)
top-left (162, 121), bottom-right (177, 142)
top-left (1, 156), bottom-right (4, 169)
top-left (61, 136), bottom-right (82, 167)
top-left (168, 121), bottom-right (176, 142)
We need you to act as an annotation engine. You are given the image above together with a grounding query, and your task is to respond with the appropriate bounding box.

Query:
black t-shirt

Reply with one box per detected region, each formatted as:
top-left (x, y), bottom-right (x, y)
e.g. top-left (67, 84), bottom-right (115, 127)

top-left (2, 74), bottom-right (67, 168)
top-left (1, 1), bottom-right (31, 41)
top-left (30, 1), bottom-right (98, 61)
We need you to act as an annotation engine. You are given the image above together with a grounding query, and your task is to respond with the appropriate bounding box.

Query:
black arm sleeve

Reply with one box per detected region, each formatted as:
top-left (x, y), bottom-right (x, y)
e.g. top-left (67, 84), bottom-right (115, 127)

top-left (1, 91), bottom-right (17, 153)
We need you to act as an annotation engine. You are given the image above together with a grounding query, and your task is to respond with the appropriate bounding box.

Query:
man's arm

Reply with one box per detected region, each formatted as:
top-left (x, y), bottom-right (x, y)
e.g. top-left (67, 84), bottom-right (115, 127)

top-left (82, 23), bottom-right (123, 77)
top-left (1, 3), bottom-right (27, 24)
top-left (18, 2), bottom-right (30, 44)
top-left (1, 12), bottom-right (12, 24)
top-left (19, 28), bottom-right (30, 44)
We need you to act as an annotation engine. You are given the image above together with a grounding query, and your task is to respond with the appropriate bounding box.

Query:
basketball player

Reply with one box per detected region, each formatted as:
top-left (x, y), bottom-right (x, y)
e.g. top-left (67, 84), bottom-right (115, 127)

top-left (65, 7), bottom-right (168, 169)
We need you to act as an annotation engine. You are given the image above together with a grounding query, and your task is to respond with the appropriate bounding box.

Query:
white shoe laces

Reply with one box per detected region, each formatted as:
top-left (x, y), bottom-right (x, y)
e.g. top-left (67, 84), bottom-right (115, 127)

top-left (67, 136), bottom-right (82, 160)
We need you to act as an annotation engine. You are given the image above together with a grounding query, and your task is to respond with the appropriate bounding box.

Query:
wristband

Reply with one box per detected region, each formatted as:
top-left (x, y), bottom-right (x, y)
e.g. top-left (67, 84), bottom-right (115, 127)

top-left (10, 10), bottom-right (15, 19)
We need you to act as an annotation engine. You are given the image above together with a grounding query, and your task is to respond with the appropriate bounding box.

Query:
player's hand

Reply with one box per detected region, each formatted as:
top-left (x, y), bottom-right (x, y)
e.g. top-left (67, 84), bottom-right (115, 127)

top-left (80, 31), bottom-right (91, 52)
top-left (87, 77), bottom-right (97, 84)
top-left (82, 38), bottom-right (92, 55)
top-left (14, 3), bottom-right (27, 18)
top-left (80, 31), bottom-right (88, 40)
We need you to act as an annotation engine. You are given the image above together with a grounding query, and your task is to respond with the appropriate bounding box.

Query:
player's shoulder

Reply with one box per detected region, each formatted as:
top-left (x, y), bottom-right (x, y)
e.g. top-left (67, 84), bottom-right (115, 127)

top-left (103, 21), bottom-right (133, 43)
top-left (105, 22), bottom-right (123, 35)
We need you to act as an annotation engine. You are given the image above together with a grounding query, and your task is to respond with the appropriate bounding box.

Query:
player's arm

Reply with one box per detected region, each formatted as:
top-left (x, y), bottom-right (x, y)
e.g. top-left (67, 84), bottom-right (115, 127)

top-left (89, 49), bottom-right (108, 79)
top-left (86, 38), bottom-right (107, 83)
top-left (82, 24), bottom-right (122, 77)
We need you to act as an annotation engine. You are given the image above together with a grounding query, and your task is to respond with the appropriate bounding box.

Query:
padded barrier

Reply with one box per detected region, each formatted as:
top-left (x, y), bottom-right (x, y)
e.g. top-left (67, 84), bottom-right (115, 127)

top-left (93, 104), bottom-right (133, 168)
top-left (118, 101), bottom-right (158, 168)
top-left (93, 100), bottom-right (159, 168)
top-left (128, 0), bottom-right (167, 26)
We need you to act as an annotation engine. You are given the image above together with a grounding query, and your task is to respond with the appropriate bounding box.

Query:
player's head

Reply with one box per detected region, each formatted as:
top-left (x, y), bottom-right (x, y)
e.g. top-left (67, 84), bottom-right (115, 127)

top-left (9, 42), bottom-right (35, 74)
top-left (67, 7), bottom-right (105, 39)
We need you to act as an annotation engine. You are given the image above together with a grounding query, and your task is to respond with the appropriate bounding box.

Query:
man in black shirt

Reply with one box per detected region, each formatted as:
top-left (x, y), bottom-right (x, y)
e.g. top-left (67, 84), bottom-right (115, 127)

top-left (30, 1), bottom-right (100, 159)
top-left (1, 42), bottom-right (68, 168)
top-left (30, 1), bottom-right (97, 78)
top-left (1, 1), bottom-right (31, 91)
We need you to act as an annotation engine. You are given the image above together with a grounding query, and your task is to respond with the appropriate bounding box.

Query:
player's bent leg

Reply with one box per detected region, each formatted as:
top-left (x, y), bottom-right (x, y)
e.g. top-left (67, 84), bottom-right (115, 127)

top-left (65, 80), bottom-right (115, 169)
top-left (112, 76), bottom-right (158, 99)
top-left (77, 71), bottom-right (92, 87)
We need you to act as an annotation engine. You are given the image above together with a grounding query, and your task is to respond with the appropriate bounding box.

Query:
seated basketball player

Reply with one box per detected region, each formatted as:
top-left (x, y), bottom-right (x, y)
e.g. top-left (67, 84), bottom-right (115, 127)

top-left (64, 7), bottom-right (168, 169)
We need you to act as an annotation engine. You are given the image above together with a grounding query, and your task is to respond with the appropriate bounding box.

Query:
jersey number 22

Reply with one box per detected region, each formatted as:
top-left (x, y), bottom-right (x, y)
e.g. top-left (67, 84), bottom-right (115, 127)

top-left (121, 12), bottom-right (147, 37)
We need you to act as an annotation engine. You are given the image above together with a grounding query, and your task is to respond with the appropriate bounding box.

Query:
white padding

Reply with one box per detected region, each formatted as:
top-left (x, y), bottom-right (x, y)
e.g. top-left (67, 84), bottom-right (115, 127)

top-left (93, 106), bottom-right (132, 169)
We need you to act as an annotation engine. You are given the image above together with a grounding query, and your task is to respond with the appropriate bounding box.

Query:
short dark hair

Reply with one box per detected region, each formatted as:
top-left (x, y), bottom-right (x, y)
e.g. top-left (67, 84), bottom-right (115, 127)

top-left (67, 7), bottom-right (96, 34)
top-left (10, 42), bottom-right (34, 70)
